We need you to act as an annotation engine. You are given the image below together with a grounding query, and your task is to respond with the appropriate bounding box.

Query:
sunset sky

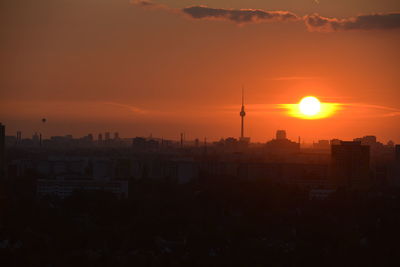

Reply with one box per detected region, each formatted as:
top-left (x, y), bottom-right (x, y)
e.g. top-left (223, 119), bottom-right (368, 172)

top-left (1, 0), bottom-right (400, 143)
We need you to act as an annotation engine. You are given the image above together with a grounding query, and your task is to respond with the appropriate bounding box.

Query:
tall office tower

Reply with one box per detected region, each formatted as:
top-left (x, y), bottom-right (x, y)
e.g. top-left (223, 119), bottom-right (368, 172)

top-left (239, 87), bottom-right (246, 139)
top-left (16, 131), bottom-right (21, 144)
top-left (276, 130), bottom-right (287, 140)
top-left (331, 141), bottom-right (370, 189)
top-left (114, 132), bottom-right (119, 140)
top-left (98, 133), bottom-right (103, 144)
top-left (0, 123), bottom-right (5, 178)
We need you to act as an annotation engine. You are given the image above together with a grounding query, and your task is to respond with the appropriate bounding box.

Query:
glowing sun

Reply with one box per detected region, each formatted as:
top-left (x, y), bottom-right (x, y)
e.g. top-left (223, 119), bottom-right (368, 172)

top-left (299, 96), bottom-right (321, 116)
top-left (280, 96), bottom-right (341, 120)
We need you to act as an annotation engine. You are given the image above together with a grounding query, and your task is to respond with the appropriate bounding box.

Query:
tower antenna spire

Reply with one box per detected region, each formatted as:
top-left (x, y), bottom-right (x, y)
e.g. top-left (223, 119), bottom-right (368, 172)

top-left (242, 85), bottom-right (244, 106)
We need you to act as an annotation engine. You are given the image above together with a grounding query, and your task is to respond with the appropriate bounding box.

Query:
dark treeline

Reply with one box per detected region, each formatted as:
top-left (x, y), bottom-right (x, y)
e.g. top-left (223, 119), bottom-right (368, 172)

top-left (1, 177), bottom-right (400, 266)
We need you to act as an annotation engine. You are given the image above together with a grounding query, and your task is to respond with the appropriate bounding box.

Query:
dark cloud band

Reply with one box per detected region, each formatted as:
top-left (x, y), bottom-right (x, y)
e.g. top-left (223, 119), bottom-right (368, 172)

top-left (182, 6), bottom-right (299, 24)
top-left (305, 13), bottom-right (400, 32)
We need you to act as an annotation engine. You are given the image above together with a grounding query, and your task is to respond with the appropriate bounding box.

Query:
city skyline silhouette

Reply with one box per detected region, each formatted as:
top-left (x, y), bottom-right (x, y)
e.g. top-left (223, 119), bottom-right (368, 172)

top-left (1, 1), bottom-right (400, 266)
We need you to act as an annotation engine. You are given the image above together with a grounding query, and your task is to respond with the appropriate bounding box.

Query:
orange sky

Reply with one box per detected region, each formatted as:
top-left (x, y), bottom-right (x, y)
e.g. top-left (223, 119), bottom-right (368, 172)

top-left (1, 0), bottom-right (400, 143)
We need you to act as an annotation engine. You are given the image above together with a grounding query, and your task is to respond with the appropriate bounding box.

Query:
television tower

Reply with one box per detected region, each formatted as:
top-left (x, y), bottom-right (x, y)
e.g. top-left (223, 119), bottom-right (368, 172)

top-left (240, 86), bottom-right (246, 139)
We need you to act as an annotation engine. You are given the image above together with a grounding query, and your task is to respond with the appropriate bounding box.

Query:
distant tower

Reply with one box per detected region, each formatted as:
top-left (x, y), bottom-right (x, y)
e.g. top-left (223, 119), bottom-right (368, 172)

top-left (16, 131), bottom-right (22, 145)
top-left (240, 87), bottom-right (246, 139)
top-left (180, 133), bottom-right (184, 148)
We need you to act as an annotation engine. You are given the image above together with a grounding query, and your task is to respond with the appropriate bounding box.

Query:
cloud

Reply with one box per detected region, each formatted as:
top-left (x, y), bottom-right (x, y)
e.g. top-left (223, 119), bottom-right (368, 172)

top-left (132, 1), bottom-right (299, 24)
top-left (305, 13), bottom-right (400, 32)
top-left (103, 102), bottom-right (150, 114)
top-left (268, 76), bottom-right (321, 81)
top-left (132, 1), bottom-right (400, 32)
top-left (130, 0), bottom-right (167, 10)
top-left (182, 6), bottom-right (299, 24)
top-left (221, 104), bottom-right (281, 112)
top-left (341, 103), bottom-right (400, 118)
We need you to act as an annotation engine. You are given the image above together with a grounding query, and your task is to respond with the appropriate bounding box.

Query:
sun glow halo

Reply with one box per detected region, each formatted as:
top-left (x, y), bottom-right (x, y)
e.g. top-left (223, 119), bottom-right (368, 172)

top-left (280, 96), bottom-right (340, 120)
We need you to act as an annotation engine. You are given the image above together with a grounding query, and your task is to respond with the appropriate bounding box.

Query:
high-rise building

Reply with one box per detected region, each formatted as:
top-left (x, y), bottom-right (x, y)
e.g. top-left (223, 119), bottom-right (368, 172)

top-left (330, 139), bottom-right (342, 146)
top-left (114, 132), bottom-right (119, 140)
top-left (0, 123), bottom-right (5, 178)
top-left (331, 141), bottom-right (370, 189)
top-left (266, 130), bottom-right (299, 154)
top-left (396, 145), bottom-right (400, 162)
top-left (16, 131), bottom-right (22, 144)
top-left (32, 132), bottom-right (40, 145)
top-left (276, 130), bottom-right (287, 140)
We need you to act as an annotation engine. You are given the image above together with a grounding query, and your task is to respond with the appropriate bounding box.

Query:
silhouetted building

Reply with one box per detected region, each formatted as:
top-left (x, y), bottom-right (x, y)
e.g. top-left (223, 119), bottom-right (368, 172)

top-left (276, 130), bottom-right (287, 140)
top-left (353, 136), bottom-right (388, 160)
top-left (114, 132), bottom-right (119, 140)
top-left (32, 132), bottom-right (40, 146)
top-left (388, 145), bottom-right (400, 186)
top-left (331, 141), bottom-right (370, 189)
top-left (265, 130), bottom-right (300, 154)
top-left (0, 123), bottom-right (5, 178)
top-left (132, 137), bottom-right (159, 151)
top-left (16, 131), bottom-right (22, 144)
top-left (354, 135), bottom-right (377, 146)
top-left (240, 162), bottom-right (328, 188)
top-left (387, 140), bottom-right (395, 147)
top-left (330, 139), bottom-right (342, 146)
top-left (313, 140), bottom-right (330, 150)
top-left (132, 137), bottom-right (146, 149)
